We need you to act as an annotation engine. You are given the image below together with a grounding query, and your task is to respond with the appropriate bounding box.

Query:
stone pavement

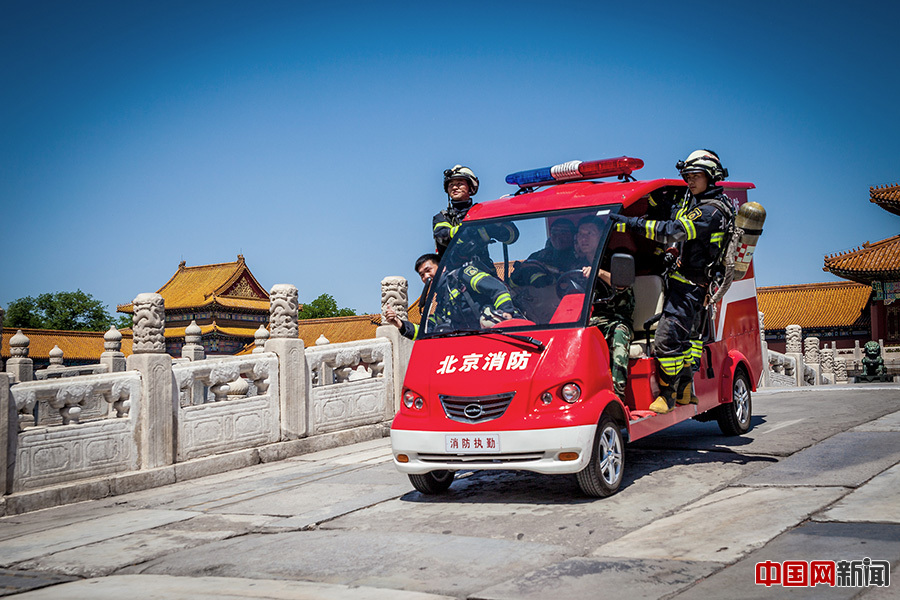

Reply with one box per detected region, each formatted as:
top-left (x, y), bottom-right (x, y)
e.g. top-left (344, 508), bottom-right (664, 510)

top-left (1, 385), bottom-right (898, 599)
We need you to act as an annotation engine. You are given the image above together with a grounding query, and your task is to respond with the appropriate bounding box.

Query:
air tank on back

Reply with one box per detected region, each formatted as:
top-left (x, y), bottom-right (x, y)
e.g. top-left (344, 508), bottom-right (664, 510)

top-left (733, 201), bottom-right (766, 277)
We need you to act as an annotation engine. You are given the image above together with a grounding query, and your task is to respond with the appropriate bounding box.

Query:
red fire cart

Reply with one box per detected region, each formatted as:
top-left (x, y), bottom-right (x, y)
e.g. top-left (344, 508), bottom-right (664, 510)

top-left (391, 157), bottom-right (763, 497)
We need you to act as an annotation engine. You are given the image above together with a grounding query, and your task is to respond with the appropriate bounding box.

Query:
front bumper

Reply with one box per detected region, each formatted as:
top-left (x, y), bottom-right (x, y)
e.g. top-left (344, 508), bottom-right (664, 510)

top-left (390, 424), bottom-right (596, 475)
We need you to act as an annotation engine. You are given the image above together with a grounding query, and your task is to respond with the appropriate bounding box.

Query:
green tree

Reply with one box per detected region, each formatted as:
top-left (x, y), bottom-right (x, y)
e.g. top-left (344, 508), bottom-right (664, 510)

top-left (299, 293), bottom-right (356, 319)
top-left (115, 314), bottom-right (134, 330)
top-left (5, 290), bottom-right (118, 331)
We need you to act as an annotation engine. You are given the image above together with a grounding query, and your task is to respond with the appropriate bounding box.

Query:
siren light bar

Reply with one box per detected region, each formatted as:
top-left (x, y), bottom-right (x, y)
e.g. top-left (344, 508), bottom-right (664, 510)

top-left (505, 156), bottom-right (644, 188)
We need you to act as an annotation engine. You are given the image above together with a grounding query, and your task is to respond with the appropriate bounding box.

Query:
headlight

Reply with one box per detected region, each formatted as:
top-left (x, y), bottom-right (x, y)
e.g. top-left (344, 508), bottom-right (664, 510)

top-left (403, 390), bottom-right (424, 410)
top-left (560, 382), bottom-right (582, 403)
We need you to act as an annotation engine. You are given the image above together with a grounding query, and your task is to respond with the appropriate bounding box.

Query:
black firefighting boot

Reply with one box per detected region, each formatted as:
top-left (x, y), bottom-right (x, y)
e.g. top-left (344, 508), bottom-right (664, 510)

top-left (675, 369), bottom-right (699, 405)
top-left (649, 371), bottom-right (677, 414)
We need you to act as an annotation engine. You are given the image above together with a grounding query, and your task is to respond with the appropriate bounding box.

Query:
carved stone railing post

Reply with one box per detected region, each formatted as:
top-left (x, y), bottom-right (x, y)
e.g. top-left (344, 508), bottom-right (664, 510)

top-left (48, 345), bottom-right (64, 369)
top-left (820, 347), bottom-right (835, 384)
top-left (6, 330), bottom-right (33, 383)
top-left (179, 320), bottom-right (206, 406)
top-left (100, 326), bottom-right (127, 373)
top-left (834, 357), bottom-right (849, 383)
top-left (1, 372), bottom-right (9, 495)
top-left (377, 276), bottom-right (414, 412)
top-left (804, 336), bottom-right (821, 385)
top-left (381, 276), bottom-right (409, 324)
top-left (265, 284), bottom-right (307, 439)
top-left (181, 320), bottom-right (205, 361)
top-left (125, 293), bottom-right (175, 469)
top-left (784, 324), bottom-right (806, 387)
top-left (253, 325), bottom-right (269, 353)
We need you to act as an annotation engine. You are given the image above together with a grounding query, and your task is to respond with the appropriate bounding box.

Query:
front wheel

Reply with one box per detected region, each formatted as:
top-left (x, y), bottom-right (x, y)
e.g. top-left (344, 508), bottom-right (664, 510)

top-left (576, 416), bottom-right (625, 497)
top-left (408, 470), bottom-right (454, 494)
top-left (716, 369), bottom-right (753, 435)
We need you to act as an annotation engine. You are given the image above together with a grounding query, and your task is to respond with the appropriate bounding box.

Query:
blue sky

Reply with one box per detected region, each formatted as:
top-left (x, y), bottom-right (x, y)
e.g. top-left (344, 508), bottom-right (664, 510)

top-left (3, 1), bottom-right (899, 318)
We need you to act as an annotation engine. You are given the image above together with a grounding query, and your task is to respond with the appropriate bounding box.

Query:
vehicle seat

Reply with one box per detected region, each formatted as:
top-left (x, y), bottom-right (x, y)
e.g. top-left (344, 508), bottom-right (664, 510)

top-left (629, 275), bottom-right (664, 358)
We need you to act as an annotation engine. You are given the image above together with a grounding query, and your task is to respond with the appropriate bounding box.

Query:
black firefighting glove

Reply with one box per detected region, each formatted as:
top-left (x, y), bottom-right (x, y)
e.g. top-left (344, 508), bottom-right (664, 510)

top-left (608, 213), bottom-right (644, 232)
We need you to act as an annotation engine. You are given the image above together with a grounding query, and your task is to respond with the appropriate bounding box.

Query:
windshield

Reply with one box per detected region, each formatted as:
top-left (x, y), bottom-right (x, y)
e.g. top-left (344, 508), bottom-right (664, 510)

top-left (421, 206), bottom-right (619, 336)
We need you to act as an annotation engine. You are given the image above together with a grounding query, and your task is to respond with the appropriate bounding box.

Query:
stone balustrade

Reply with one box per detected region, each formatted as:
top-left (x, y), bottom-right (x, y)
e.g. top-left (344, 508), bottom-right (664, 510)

top-left (759, 316), bottom-right (898, 387)
top-left (1, 281), bottom-right (413, 514)
top-left (305, 338), bottom-right (393, 435)
top-left (8, 371), bottom-right (142, 493)
top-left (172, 353), bottom-right (280, 462)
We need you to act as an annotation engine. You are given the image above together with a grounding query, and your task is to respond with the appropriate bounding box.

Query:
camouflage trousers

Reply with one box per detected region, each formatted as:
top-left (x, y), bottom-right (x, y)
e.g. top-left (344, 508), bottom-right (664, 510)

top-left (596, 320), bottom-right (634, 399)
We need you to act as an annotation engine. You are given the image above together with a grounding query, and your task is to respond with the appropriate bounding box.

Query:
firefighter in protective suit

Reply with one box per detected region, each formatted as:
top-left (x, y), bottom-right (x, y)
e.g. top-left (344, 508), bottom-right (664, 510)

top-left (609, 150), bottom-right (734, 414)
top-left (433, 165), bottom-right (481, 259)
top-left (429, 227), bottom-right (523, 331)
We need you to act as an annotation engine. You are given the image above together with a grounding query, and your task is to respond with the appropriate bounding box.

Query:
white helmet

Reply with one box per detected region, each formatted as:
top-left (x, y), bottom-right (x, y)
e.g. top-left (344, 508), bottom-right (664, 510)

top-left (443, 165), bottom-right (479, 196)
top-left (676, 149), bottom-right (728, 183)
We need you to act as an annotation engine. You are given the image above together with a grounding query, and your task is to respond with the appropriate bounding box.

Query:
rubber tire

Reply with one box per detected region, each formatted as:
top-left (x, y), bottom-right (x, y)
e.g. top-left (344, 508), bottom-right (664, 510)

top-left (408, 470), bottom-right (454, 494)
top-left (576, 416), bottom-right (625, 497)
top-left (716, 369), bottom-right (753, 436)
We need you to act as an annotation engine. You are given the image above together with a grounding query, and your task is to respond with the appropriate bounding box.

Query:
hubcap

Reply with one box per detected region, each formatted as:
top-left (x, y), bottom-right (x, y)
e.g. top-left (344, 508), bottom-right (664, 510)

top-left (597, 426), bottom-right (623, 485)
top-left (733, 377), bottom-right (750, 425)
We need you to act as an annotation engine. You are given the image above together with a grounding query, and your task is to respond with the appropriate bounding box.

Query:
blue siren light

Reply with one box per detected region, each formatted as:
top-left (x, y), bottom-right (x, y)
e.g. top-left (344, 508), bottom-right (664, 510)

top-left (505, 156), bottom-right (644, 187)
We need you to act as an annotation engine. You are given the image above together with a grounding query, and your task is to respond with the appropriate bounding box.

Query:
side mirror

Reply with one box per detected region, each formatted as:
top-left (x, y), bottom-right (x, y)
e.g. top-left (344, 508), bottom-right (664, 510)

top-left (609, 253), bottom-right (635, 289)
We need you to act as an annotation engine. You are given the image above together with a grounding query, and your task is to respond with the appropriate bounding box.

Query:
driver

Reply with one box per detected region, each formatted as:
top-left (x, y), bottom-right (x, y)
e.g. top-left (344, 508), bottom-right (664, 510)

top-left (591, 258), bottom-right (635, 402)
top-left (512, 218), bottom-right (579, 289)
top-left (576, 217), bottom-right (635, 401)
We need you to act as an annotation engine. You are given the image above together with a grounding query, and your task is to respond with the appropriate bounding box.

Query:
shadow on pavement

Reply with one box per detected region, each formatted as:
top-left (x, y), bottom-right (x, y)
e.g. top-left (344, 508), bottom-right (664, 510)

top-left (398, 438), bottom-right (777, 506)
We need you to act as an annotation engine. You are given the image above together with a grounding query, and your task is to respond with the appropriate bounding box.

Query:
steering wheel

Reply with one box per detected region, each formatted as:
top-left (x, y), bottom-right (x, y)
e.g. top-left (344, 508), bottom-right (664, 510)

top-left (556, 269), bottom-right (587, 297)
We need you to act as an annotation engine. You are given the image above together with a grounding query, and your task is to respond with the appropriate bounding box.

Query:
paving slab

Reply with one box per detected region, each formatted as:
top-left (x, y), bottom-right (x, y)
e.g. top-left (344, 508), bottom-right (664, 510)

top-left (0, 499), bottom-right (124, 543)
top-left (815, 462), bottom-right (900, 523)
top-left (739, 431), bottom-right (900, 487)
top-left (10, 574), bottom-right (456, 599)
top-left (470, 556), bottom-right (724, 600)
top-left (15, 513), bottom-right (278, 578)
top-left (852, 409), bottom-right (900, 432)
top-left (592, 486), bottom-right (848, 563)
top-left (239, 479), bottom-right (412, 528)
top-left (669, 521), bottom-right (900, 599)
top-left (124, 529), bottom-right (574, 597)
top-left (291, 437), bottom-right (392, 463)
top-left (0, 568), bottom-right (77, 597)
top-left (0, 509), bottom-right (198, 566)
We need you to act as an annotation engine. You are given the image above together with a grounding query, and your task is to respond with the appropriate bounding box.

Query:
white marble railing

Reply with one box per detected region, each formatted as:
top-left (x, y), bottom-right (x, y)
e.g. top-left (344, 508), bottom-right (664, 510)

top-left (305, 338), bottom-right (393, 435)
top-left (172, 353), bottom-right (280, 461)
top-left (8, 371), bottom-right (142, 492)
top-left (35, 364), bottom-right (110, 380)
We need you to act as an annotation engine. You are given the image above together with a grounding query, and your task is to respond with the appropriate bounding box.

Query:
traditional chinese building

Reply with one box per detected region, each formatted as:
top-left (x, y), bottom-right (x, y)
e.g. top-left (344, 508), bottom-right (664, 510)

top-left (757, 282), bottom-right (872, 353)
top-left (823, 184), bottom-right (900, 346)
top-left (118, 255), bottom-right (270, 355)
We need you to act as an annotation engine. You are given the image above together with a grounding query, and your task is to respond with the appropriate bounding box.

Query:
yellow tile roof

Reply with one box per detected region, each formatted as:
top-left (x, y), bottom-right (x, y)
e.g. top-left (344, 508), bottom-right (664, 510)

top-left (870, 183), bottom-right (900, 216)
top-left (2, 328), bottom-right (134, 361)
top-left (296, 314), bottom-right (382, 346)
top-left (757, 282), bottom-right (871, 330)
top-left (118, 255), bottom-right (269, 313)
top-left (823, 235), bottom-right (900, 284)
